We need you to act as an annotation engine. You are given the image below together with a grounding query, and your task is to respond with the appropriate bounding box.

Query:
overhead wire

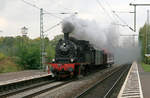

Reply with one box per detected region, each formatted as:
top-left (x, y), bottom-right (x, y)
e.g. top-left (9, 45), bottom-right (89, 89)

top-left (103, 0), bottom-right (127, 24)
top-left (22, 0), bottom-right (63, 20)
top-left (101, 0), bottom-right (134, 31)
top-left (58, 3), bottom-right (75, 13)
top-left (101, 0), bottom-right (125, 23)
top-left (44, 21), bottom-right (62, 33)
top-left (112, 11), bottom-right (134, 31)
top-left (101, 0), bottom-right (119, 21)
top-left (22, 0), bottom-right (78, 32)
top-left (96, 0), bottom-right (115, 22)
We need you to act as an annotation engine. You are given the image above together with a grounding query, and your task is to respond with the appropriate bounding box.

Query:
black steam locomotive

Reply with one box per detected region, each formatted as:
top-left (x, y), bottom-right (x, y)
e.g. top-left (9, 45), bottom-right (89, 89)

top-left (49, 22), bottom-right (114, 78)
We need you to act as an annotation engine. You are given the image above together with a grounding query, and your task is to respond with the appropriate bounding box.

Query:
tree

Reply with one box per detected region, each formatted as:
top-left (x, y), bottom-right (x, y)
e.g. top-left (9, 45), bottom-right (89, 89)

top-left (0, 34), bottom-right (63, 70)
top-left (139, 23), bottom-right (150, 63)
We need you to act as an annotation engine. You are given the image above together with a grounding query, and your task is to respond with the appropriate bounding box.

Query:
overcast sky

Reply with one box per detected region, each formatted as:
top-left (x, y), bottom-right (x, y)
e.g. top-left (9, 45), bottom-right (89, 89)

top-left (0, 0), bottom-right (150, 39)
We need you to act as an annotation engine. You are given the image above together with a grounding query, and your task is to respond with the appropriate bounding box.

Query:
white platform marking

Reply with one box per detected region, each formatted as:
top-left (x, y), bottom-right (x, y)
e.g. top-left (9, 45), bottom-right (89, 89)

top-left (118, 62), bottom-right (143, 98)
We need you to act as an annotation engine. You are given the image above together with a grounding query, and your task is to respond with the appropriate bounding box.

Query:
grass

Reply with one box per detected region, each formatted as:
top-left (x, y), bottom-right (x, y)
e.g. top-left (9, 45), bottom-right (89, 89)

top-left (0, 58), bottom-right (22, 73)
top-left (141, 62), bottom-right (150, 72)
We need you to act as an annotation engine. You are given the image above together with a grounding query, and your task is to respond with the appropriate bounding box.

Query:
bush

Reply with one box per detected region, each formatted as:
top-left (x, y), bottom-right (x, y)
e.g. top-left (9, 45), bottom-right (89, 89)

top-left (17, 43), bottom-right (40, 69)
top-left (0, 52), bottom-right (6, 60)
top-left (0, 58), bottom-right (21, 73)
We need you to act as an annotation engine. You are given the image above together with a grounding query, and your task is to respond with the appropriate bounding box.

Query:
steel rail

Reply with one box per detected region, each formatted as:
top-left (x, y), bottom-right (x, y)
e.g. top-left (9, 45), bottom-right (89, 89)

top-left (23, 79), bottom-right (75, 98)
top-left (0, 75), bottom-right (53, 97)
top-left (75, 65), bottom-right (128, 98)
top-left (104, 64), bottom-right (131, 98)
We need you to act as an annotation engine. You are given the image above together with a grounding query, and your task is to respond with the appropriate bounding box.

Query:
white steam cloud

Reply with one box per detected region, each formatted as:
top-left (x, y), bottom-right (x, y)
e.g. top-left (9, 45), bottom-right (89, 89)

top-left (62, 16), bottom-right (141, 64)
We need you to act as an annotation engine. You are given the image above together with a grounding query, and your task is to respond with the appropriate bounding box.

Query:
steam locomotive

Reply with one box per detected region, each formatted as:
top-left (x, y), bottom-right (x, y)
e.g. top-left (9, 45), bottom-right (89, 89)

top-left (49, 22), bottom-right (114, 78)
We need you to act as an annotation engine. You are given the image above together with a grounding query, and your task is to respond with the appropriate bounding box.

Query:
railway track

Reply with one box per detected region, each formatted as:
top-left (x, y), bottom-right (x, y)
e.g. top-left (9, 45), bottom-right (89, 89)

top-left (75, 64), bottom-right (131, 98)
top-left (22, 79), bottom-right (75, 98)
top-left (0, 65), bottom-right (106, 98)
top-left (30, 65), bottom-right (125, 98)
top-left (0, 64), bottom-right (128, 98)
top-left (3, 67), bottom-right (105, 98)
top-left (0, 75), bottom-right (52, 97)
top-left (0, 78), bottom-right (75, 98)
top-left (0, 79), bottom-right (54, 98)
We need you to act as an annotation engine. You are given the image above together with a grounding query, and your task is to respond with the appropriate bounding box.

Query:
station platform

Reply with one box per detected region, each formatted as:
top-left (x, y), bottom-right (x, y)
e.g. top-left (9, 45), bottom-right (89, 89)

top-left (118, 62), bottom-right (143, 98)
top-left (0, 70), bottom-right (51, 86)
top-left (138, 63), bottom-right (150, 98)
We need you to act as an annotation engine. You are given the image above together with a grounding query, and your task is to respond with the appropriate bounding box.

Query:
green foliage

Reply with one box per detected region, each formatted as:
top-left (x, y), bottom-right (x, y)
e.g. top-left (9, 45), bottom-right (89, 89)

top-left (0, 52), bottom-right (6, 60)
top-left (0, 34), bottom-right (63, 71)
top-left (139, 23), bottom-right (150, 63)
top-left (141, 62), bottom-right (150, 72)
top-left (0, 64), bottom-right (20, 73)
top-left (18, 43), bottom-right (40, 69)
top-left (0, 58), bottom-right (21, 73)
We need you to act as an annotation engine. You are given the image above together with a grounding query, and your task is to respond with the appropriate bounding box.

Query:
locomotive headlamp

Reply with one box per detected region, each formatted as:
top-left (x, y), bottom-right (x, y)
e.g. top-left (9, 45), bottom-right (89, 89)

top-left (52, 59), bottom-right (55, 62)
top-left (70, 58), bottom-right (74, 62)
top-left (63, 43), bottom-right (66, 46)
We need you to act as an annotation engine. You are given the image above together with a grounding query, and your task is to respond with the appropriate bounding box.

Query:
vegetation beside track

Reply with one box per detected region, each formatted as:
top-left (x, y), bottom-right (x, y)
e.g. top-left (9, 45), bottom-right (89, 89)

top-left (139, 23), bottom-right (150, 64)
top-left (0, 57), bottom-right (21, 73)
top-left (0, 35), bottom-right (62, 73)
top-left (141, 62), bottom-right (150, 72)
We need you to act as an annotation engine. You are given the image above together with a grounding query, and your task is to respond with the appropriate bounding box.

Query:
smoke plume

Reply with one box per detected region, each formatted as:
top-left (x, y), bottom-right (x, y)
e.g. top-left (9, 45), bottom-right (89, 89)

top-left (62, 21), bottom-right (74, 33)
top-left (62, 16), bottom-right (141, 64)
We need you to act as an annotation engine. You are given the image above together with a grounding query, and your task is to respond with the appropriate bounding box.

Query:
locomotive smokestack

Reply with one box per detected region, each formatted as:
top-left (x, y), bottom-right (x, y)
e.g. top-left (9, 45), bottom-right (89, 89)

top-left (62, 21), bottom-right (74, 40)
top-left (64, 33), bottom-right (69, 40)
